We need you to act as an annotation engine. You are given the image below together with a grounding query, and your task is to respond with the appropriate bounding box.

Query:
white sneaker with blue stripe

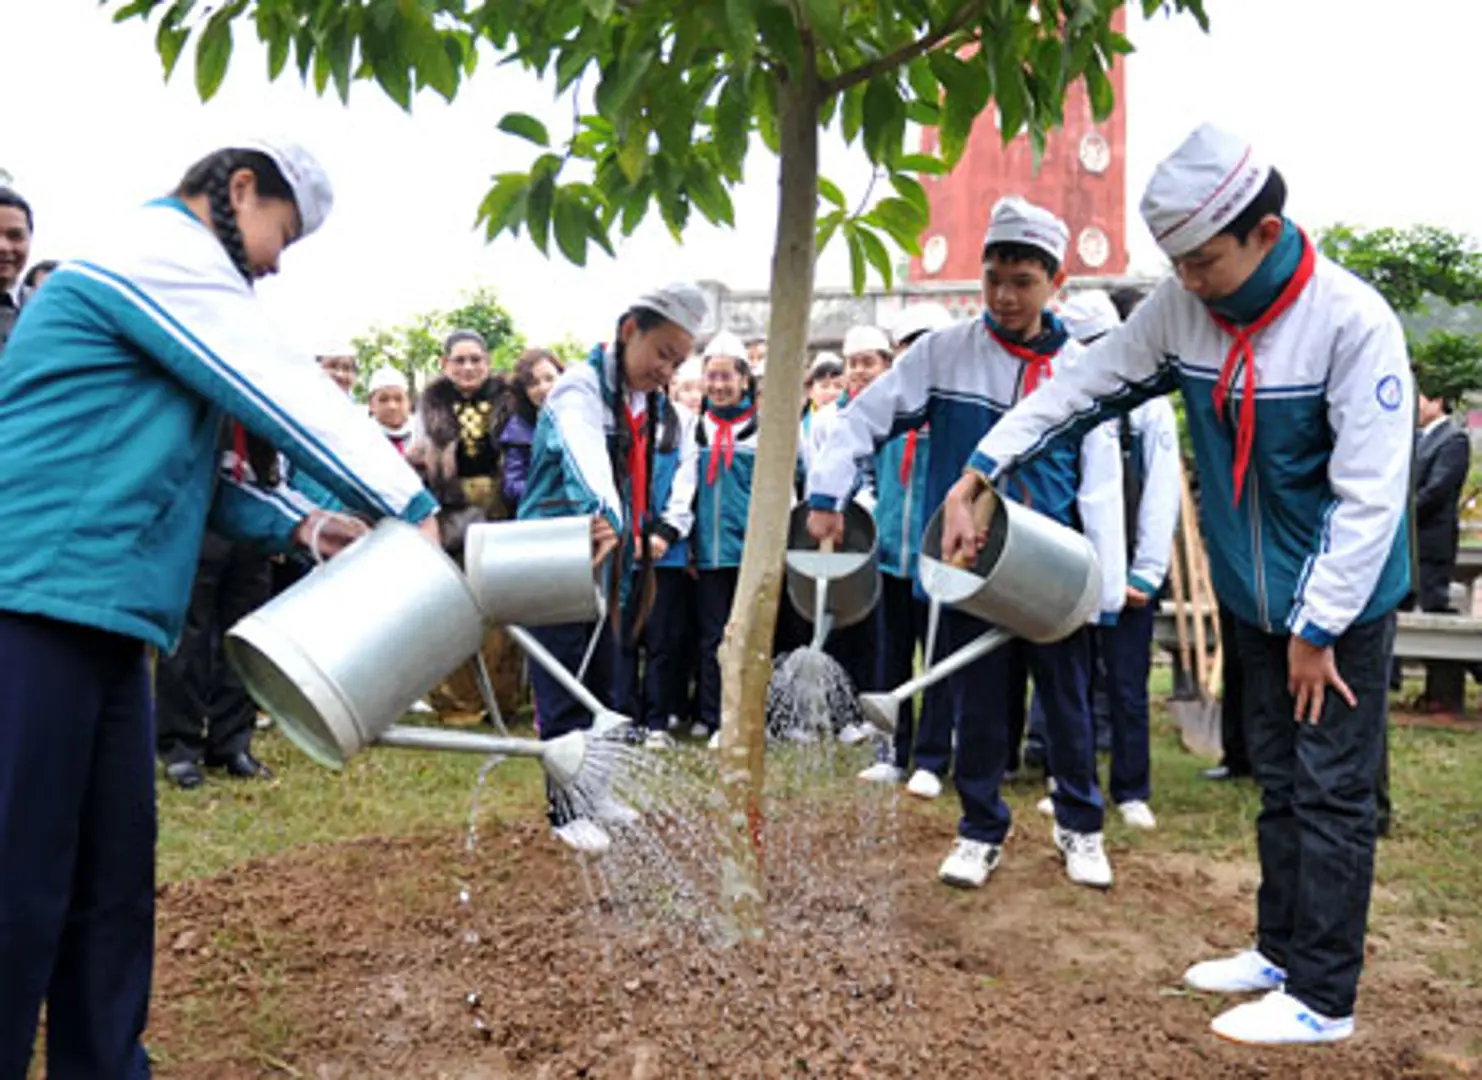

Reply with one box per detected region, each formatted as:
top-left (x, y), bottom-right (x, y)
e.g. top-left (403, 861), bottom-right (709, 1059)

top-left (1211, 990), bottom-right (1355, 1045)
top-left (1183, 948), bottom-right (1286, 994)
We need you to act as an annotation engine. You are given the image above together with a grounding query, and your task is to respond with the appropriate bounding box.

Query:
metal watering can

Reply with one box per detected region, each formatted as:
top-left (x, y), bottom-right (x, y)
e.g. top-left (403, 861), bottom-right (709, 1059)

top-left (225, 517), bottom-right (619, 788)
top-left (783, 501), bottom-right (880, 646)
top-left (857, 489), bottom-right (1101, 736)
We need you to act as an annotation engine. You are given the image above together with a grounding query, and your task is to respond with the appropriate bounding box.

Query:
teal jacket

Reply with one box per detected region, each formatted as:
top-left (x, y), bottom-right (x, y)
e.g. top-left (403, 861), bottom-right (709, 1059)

top-left (0, 199), bottom-right (437, 650)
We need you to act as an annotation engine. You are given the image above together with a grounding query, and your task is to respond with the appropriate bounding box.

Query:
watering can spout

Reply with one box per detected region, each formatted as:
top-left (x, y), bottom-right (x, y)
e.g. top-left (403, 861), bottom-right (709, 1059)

top-left (375, 725), bottom-right (592, 790)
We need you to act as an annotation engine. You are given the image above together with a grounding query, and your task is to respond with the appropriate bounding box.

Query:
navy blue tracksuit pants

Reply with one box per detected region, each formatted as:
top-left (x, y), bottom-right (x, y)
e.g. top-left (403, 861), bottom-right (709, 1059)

top-left (873, 573), bottom-right (951, 772)
top-left (944, 608), bottom-right (1103, 845)
top-left (1098, 602), bottom-right (1154, 804)
top-left (528, 618), bottom-right (616, 825)
top-left (615, 567), bottom-right (696, 732)
top-left (0, 613), bottom-right (154, 1080)
top-left (1235, 613), bottom-right (1394, 1019)
top-left (696, 568), bottom-right (737, 733)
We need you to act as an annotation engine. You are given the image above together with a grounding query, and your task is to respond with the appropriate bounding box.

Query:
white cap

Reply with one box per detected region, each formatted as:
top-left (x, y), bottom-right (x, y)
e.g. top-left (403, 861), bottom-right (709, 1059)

top-left (983, 196), bottom-right (1068, 265)
top-left (1141, 123), bottom-right (1271, 258)
top-left (315, 343), bottom-right (355, 360)
top-left (236, 137), bottom-right (334, 238)
top-left (1058, 290), bottom-right (1121, 344)
top-left (673, 356), bottom-right (704, 384)
top-left (367, 366), bottom-right (405, 394)
top-left (842, 325), bottom-right (891, 358)
top-left (891, 302), bottom-right (954, 346)
top-left (634, 281), bottom-right (710, 338)
top-left (703, 330), bottom-right (748, 361)
top-left (808, 351), bottom-right (843, 379)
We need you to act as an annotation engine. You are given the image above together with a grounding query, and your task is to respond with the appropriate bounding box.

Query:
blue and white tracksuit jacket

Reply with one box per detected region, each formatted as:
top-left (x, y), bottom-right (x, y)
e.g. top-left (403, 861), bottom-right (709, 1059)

top-left (652, 406), bottom-right (699, 570)
top-left (875, 430), bottom-right (932, 581)
top-left (806, 316), bottom-right (1127, 626)
top-left (519, 346), bottom-right (695, 604)
top-left (973, 257), bottom-right (1412, 644)
top-left (694, 400), bottom-right (761, 571)
top-left (1120, 399), bottom-right (1182, 596)
top-left (0, 198), bottom-right (436, 650)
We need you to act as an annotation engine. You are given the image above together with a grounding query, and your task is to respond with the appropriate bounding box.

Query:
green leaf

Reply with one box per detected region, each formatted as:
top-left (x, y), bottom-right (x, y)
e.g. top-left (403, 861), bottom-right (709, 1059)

top-left (751, 73), bottom-right (780, 154)
top-left (526, 171), bottom-right (556, 255)
top-left (112, 0), bottom-right (160, 23)
top-left (714, 71), bottom-right (751, 181)
top-left (802, 0), bottom-right (844, 44)
top-left (993, 51), bottom-right (1027, 140)
top-left (371, 57), bottom-right (411, 110)
top-left (905, 55), bottom-right (938, 103)
top-left (476, 173), bottom-right (531, 241)
top-left (552, 189), bottom-right (590, 266)
top-left (756, 3), bottom-right (803, 77)
top-left (861, 75), bottom-right (906, 165)
top-left (617, 124), bottom-right (650, 183)
top-left (498, 112), bottom-right (551, 147)
top-left (1084, 60), bottom-right (1114, 121)
top-left (930, 51), bottom-right (990, 113)
top-left (725, 0), bottom-right (759, 64)
top-left (939, 91), bottom-right (976, 168)
top-left (897, 152), bottom-right (949, 176)
top-left (585, 0), bottom-right (617, 19)
top-left (266, 29), bottom-right (290, 81)
top-left (865, 197), bottom-right (924, 256)
top-left (597, 46), bottom-right (656, 119)
top-left (818, 176), bottom-right (847, 209)
top-left (845, 222), bottom-right (868, 295)
top-left (890, 173), bottom-right (929, 219)
top-left (840, 82), bottom-right (866, 145)
top-left (856, 223), bottom-right (894, 290)
top-left (816, 208), bottom-right (845, 254)
top-left (157, 21), bottom-right (190, 80)
top-left (194, 13), bottom-right (233, 101)
top-left (687, 164), bottom-right (735, 226)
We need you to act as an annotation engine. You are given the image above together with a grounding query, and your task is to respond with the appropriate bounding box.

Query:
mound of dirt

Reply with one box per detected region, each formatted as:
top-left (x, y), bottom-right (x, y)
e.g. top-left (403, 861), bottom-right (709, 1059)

top-left (149, 806), bottom-right (1478, 1078)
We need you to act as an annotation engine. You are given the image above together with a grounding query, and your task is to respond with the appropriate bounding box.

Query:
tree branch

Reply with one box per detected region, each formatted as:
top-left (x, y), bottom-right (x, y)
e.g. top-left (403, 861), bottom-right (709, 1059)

top-left (822, 0), bottom-right (984, 97)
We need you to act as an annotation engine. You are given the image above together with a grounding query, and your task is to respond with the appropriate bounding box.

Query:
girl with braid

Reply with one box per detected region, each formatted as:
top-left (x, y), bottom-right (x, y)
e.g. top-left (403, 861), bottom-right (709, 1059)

top-left (518, 283), bottom-right (708, 854)
top-left (0, 139), bottom-right (438, 1079)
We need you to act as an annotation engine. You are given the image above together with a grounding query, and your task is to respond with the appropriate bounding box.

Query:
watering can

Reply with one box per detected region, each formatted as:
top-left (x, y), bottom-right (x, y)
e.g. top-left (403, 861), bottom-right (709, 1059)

top-left (225, 519), bottom-right (619, 787)
top-left (856, 490), bottom-right (1101, 736)
top-left (784, 501), bottom-right (880, 647)
top-left (463, 517), bottom-right (604, 627)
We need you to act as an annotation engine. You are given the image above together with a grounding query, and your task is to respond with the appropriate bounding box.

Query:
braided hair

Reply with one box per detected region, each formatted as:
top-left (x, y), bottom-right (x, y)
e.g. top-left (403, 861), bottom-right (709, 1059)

top-left (611, 308), bottom-right (667, 641)
top-left (176, 149), bottom-right (296, 487)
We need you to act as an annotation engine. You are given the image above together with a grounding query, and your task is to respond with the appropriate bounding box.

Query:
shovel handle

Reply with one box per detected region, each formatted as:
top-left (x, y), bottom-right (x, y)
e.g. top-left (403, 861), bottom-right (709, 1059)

top-left (948, 486), bottom-right (998, 569)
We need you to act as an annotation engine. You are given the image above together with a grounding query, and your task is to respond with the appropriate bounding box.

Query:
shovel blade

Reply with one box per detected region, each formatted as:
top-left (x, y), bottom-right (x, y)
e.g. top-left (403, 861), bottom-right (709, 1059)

top-left (1171, 697), bottom-right (1223, 759)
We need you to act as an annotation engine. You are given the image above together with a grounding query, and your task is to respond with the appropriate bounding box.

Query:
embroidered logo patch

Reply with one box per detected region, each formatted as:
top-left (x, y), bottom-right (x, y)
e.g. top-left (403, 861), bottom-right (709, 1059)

top-left (1375, 374), bottom-right (1403, 412)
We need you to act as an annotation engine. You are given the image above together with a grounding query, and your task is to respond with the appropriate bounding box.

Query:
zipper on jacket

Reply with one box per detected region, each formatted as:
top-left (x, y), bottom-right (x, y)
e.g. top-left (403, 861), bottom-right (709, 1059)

top-left (712, 457), bottom-right (724, 569)
top-left (899, 460), bottom-right (913, 578)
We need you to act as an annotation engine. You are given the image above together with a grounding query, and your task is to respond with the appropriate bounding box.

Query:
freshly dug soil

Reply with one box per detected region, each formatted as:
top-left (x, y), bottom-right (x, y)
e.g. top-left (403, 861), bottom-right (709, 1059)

top-left (150, 803), bottom-right (1478, 1079)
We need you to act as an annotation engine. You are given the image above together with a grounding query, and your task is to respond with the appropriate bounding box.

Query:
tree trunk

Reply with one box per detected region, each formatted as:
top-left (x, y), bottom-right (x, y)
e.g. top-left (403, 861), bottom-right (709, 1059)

top-left (715, 49), bottom-right (820, 941)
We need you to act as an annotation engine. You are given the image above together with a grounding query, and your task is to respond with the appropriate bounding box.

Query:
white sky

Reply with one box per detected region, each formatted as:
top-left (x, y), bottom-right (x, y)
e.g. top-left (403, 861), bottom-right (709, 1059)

top-left (2, 0), bottom-right (1477, 351)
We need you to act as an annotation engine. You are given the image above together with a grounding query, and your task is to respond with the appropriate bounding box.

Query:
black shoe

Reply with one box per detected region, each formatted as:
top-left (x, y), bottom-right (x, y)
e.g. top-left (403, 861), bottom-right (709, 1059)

top-left (206, 751), bottom-right (273, 780)
top-left (1202, 765), bottom-right (1249, 782)
top-left (165, 761), bottom-right (205, 791)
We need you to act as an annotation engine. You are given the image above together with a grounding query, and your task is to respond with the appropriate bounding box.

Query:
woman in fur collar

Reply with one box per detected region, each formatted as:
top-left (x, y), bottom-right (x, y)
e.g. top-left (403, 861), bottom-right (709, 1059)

top-left (409, 328), bottom-right (515, 557)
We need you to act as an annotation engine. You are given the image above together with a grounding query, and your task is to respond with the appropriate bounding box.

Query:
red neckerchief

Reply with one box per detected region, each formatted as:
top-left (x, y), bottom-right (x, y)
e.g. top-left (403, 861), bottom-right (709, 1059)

top-left (231, 422), bottom-right (249, 482)
top-left (1208, 232), bottom-right (1317, 505)
top-left (705, 405), bottom-right (756, 485)
top-left (623, 403), bottom-right (649, 526)
top-left (988, 327), bottom-right (1054, 396)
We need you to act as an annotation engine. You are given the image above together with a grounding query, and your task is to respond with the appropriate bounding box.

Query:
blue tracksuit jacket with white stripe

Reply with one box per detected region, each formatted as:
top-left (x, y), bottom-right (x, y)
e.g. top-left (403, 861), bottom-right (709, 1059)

top-left (0, 198), bottom-right (436, 650)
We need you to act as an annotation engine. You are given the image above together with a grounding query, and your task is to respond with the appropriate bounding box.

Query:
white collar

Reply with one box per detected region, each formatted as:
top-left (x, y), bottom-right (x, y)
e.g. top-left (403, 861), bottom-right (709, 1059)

top-left (3, 283), bottom-right (18, 308)
top-left (1423, 414), bottom-right (1449, 437)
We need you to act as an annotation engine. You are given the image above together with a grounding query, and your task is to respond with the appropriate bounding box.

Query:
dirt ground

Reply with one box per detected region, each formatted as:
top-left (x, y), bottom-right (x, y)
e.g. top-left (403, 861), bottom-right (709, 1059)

top-left (148, 800), bottom-right (1480, 1079)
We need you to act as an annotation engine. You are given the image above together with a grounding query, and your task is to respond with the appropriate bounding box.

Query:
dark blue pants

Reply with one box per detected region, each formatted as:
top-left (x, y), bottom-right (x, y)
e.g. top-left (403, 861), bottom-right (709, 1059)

top-left (874, 574), bottom-right (951, 771)
top-left (528, 619), bottom-right (615, 825)
top-left (1098, 603), bottom-right (1154, 804)
top-left (0, 613), bottom-right (154, 1080)
top-left (1236, 613), bottom-right (1393, 1019)
top-left (946, 609), bottom-right (1103, 844)
top-left (615, 568), bottom-right (696, 732)
top-left (696, 568), bottom-right (737, 733)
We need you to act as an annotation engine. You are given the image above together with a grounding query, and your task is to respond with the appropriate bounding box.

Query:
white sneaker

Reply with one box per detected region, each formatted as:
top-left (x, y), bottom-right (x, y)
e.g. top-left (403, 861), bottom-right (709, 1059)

top-left (644, 730), bottom-right (677, 751)
top-left (937, 837), bottom-right (1002, 889)
top-left (1183, 948), bottom-right (1286, 995)
top-left (906, 769), bottom-right (943, 800)
top-left (667, 714), bottom-right (682, 732)
top-left (837, 722), bottom-right (872, 746)
top-left (690, 722), bottom-right (711, 739)
top-left (409, 698), bottom-right (436, 715)
top-left (1036, 795), bottom-right (1054, 817)
top-left (858, 762), bottom-right (905, 784)
top-left (707, 730), bottom-right (722, 750)
top-left (1117, 800), bottom-right (1157, 830)
top-left (590, 794), bottom-right (640, 828)
top-left (553, 818), bottom-right (611, 854)
top-left (1211, 990), bottom-right (1354, 1045)
top-left (1053, 825), bottom-right (1113, 888)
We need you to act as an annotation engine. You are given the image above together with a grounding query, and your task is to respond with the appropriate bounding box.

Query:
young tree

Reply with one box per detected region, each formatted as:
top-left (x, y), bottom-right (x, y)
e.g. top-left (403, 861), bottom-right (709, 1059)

top-left (105, 0), bottom-right (1209, 931)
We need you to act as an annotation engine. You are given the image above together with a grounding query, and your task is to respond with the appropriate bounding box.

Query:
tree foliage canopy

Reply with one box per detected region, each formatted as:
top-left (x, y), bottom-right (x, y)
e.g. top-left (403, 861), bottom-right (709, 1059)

top-left (352, 286), bottom-right (522, 390)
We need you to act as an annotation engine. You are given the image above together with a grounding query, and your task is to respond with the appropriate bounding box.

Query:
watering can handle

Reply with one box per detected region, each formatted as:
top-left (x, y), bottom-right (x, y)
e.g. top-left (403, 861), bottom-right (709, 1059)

top-left (948, 486), bottom-right (998, 569)
top-left (820, 536), bottom-right (836, 554)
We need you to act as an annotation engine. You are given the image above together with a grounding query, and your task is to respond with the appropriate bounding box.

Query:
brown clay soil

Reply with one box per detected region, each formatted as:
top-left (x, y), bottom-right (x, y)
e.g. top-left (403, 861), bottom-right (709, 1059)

top-left (150, 805), bottom-right (1480, 1079)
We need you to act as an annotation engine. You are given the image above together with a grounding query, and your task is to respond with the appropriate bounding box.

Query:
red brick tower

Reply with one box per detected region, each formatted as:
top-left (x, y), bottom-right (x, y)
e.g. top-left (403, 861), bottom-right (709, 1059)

top-left (909, 46), bottom-right (1128, 285)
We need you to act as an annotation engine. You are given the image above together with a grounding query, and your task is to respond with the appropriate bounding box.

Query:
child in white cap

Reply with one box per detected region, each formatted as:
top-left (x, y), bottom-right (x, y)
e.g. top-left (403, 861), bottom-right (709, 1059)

top-left (807, 195), bottom-right (1126, 893)
top-left (366, 365), bottom-right (414, 454)
top-left (0, 138), bottom-right (437, 1078)
top-left (947, 124), bottom-right (1412, 1046)
top-left (518, 282), bottom-right (706, 854)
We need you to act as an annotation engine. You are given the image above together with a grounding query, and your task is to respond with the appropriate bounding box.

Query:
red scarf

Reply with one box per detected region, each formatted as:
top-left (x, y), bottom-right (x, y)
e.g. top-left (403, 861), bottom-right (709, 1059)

top-left (989, 327), bottom-right (1055, 396)
top-left (1208, 235), bottom-right (1317, 505)
top-left (623, 404), bottom-right (649, 526)
top-left (705, 406), bottom-right (756, 485)
top-left (231, 422), bottom-right (249, 482)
